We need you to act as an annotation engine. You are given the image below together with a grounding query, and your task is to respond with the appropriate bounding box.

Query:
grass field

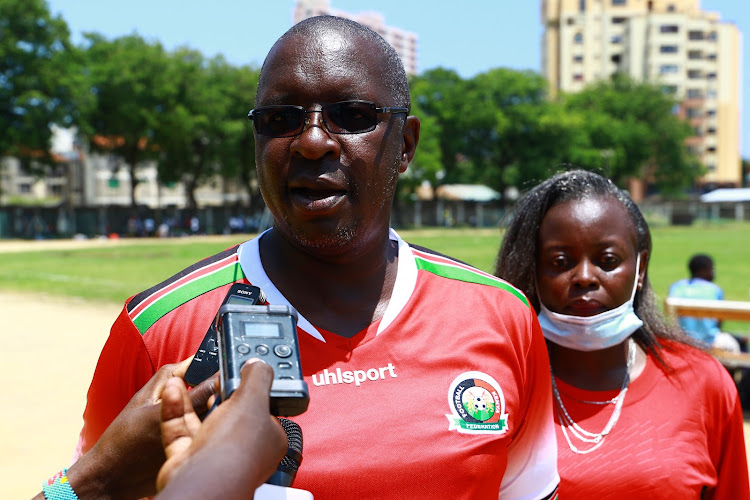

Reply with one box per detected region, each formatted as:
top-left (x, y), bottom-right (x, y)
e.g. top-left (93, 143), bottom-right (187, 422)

top-left (1, 221), bottom-right (749, 332)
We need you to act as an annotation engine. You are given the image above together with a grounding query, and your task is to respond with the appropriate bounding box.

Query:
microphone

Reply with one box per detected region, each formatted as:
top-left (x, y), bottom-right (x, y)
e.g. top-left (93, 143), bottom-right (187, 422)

top-left (254, 418), bottom-right (313, 499)
top-left (267, 418), bottom-right (303, 487)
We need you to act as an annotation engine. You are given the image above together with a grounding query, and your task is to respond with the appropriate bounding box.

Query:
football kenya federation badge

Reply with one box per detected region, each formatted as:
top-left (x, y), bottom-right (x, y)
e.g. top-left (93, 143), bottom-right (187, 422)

top-left (446, 371), bottom-right (509, 434)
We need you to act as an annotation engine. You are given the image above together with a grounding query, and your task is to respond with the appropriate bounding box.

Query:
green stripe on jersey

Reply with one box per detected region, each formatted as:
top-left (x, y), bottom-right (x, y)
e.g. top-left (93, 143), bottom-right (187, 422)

top-left (133, 262), bottom-right (245, 334)
top-left (414, 256), bottom-right (529, 308)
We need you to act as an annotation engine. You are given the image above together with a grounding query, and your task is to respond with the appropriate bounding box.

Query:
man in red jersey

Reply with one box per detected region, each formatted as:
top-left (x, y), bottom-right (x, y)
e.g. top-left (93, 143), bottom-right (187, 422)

top-left (73, 16), bottom-right (559, 499)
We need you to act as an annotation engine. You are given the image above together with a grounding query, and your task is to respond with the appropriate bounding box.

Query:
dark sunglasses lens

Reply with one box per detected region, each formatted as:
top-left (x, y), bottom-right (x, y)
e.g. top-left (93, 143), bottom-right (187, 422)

top-left (255, 107), bottom-right (303, 137)
top-left (325, 102), bottom-right (377, 134)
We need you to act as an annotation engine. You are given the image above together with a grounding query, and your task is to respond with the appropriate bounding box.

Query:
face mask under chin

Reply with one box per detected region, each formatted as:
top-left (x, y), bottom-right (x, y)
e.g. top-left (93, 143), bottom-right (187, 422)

top-left (536, 255), bottom-right (643, 352)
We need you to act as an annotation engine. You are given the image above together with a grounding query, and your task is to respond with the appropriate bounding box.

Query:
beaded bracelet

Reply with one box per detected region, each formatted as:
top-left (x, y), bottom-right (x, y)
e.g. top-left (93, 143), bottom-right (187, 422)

top-left (42, 469), bottom-right (79, 500)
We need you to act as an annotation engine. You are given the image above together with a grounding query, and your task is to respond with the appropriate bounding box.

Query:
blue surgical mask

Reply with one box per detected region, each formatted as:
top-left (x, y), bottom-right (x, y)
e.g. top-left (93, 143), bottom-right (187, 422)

top-left (537, 255), bottom-right (643, 352)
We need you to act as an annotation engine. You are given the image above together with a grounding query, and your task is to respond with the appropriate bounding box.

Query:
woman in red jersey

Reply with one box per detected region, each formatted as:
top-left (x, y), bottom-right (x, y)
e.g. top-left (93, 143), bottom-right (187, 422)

top-left (495, 169), bottom-right (749, 498)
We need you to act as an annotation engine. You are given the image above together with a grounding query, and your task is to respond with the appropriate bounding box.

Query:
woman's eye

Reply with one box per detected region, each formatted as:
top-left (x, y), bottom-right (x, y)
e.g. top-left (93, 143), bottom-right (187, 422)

top-left (599, 255), bottom-right (620, 270)
top-left (550, 256), bottom-right (567, 269)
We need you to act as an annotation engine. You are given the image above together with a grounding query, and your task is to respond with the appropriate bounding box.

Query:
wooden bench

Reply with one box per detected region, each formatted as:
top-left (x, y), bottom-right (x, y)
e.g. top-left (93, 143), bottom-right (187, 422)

top-left (664, 297), bottom-right (750, 369)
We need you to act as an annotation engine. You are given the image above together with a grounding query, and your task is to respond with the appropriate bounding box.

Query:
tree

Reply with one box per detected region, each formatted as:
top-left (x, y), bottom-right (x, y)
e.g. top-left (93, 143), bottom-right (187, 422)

top-left (562, 74), bottom-right (702, 193)
top-left (410, 67), bottom-right (577, 200)
top-left (80, 33), bottom-right (173, 206)
top-left (156, 52), bottom-right (262, 211)
top-left (0, 0), bottom-right (85, 167)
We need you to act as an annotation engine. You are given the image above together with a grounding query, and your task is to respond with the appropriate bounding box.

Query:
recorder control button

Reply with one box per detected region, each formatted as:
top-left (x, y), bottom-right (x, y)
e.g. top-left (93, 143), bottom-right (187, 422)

top-left (237, 345), bottom-right (251, 355)
top-left (274, 345), bottom-right (292, 358)
top-left (277, 362), bottom-right (293, 370)
top-left (255, 344), bottom-right (269, 355)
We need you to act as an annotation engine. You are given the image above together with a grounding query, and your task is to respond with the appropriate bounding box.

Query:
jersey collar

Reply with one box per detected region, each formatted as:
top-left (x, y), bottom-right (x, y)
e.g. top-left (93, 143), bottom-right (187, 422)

top-left (236, 228), bottom-right (418, 343)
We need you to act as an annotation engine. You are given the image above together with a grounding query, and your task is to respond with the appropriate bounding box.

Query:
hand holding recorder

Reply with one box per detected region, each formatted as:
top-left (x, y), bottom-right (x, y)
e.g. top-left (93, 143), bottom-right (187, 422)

top-left (156, 359), bottom-right (289, 499)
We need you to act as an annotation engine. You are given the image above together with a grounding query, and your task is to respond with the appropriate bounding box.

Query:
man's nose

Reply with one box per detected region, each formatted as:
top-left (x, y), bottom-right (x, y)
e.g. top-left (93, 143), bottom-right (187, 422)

top-left (290, 110), bottom-right (341, 160)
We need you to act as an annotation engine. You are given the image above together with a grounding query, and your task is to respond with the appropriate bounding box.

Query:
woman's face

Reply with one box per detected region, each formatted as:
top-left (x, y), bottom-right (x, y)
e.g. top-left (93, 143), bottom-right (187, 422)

top-left (536, 196), bottom-right (647, 317)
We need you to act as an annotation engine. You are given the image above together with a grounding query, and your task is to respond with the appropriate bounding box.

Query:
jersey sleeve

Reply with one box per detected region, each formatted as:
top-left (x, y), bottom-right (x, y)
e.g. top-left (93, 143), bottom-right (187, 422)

top-left (499, 306), bottom-right (560, 500)
top-left (73, 301), bottom-right (156, 460)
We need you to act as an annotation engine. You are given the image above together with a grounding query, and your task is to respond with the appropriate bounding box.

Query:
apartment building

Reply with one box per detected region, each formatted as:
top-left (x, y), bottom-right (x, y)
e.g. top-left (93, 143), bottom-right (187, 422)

top-left (542, 0), bottom-right (742, 186)
top-left (293, 0), bottom-right (418, 75)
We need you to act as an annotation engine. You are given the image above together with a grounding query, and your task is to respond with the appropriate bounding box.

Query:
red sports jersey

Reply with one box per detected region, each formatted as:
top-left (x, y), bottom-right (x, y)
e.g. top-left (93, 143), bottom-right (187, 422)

top-left (76, 230), bottom-right (560, 499)
top-left (554, 340), bottom-right (749, 499)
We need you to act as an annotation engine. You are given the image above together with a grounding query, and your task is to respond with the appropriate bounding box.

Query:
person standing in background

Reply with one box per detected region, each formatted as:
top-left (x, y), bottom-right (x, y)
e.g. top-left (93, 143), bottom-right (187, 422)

top-left (495, 170), bottom-right (748, 498)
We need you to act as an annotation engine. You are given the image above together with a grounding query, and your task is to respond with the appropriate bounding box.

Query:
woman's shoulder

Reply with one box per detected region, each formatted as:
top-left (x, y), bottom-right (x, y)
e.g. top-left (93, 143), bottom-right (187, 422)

top-left (654, 338), bottom-right (738, 396)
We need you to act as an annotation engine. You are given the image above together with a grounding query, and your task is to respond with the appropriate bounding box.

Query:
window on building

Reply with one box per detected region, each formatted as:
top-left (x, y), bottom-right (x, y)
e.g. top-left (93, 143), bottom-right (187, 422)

top-left (574, 55), bottom-right (584, 63)
top-left (574, 33), bottom-right (583, 44)
top-left (707, 31), bottom-right (717, 41)
top-left (567, 17), bottom-right (576, 25)
top-left (707, 127), bottom-right (716, 135)
top-left (573, 74), bottom-right (584, 81)
top-left (50, 184), bottom-right (63, 196)
top-left (706, 89), bottom-right (717, 99)
top-left (688, 50), bottom-right (702, 60)
top-left (660, 45), bottom-right (678, 53)
top-left (693, 126), bottom-right (702, 136)
top-left (707, 109), bottom-right (716, 117)
top-left (661, 85), bottom-right (678, 95)
top-left (687, 69), bottom-right (702, 79)
top-left (707, 53), bottom-right (717, 61)
top-left (667, 4), bottom-right (675, 11)
top-left (580, 0), bottom-right (586, 12)
top-left (659, 64), bottom-right (679, 74)
top-left (707, 72), bottom-right (716, 80)
top-left (611, 53), bottom-right (621, 63)
top-left (19, 183), bottom-right (31, 194)
top-left (612, 0), bottom-right (626, 5)
top-left (660, 25), bottom-right (679, 33)
top-left (612, 17), bottom-right (627, 24)
top-left (706, 164), bottom-right (716, 171)
top-left (688, 30), bottom-right (704, 40)
top-left (610, 35), bottom-right (623, 43)
top-left (686, 108), bottom-right (701, 119)
top-left (706, 146), bottom-right (717, 153)
top-left (686, 88), bottom-right (703, 99)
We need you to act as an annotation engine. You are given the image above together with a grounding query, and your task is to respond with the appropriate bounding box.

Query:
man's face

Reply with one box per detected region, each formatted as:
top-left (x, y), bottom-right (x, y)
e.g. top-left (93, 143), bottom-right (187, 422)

top-left (253, 31), bottom-right (416, 259)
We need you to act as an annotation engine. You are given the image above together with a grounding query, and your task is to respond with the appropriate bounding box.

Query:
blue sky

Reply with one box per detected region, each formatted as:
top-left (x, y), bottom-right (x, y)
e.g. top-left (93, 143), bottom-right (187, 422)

top-left (46, 0), bottom-right (748, 157)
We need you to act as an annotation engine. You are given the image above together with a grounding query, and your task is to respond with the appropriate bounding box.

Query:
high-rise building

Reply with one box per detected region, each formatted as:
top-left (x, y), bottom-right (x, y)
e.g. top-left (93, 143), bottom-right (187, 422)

top-left (542, 0), bottom-right (742, 186)
top-left (293, 0), bottom-right (418, 75)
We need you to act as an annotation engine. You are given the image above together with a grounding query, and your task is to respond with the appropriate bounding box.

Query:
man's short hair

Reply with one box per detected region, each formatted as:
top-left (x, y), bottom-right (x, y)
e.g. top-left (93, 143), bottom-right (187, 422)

top-left (258, 15), bottom-right (411, 110)
top-left (688, 253), bottom-right (714, 276)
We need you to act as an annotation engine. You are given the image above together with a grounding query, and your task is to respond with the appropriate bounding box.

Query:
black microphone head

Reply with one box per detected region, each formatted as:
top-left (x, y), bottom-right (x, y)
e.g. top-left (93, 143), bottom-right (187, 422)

top-left (266, 418), bottom-right (303, 487)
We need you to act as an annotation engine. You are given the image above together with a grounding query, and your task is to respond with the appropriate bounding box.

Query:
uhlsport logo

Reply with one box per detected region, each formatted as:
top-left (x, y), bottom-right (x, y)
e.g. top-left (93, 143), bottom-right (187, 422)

top-left (446, 371), bottom-right (508, 434)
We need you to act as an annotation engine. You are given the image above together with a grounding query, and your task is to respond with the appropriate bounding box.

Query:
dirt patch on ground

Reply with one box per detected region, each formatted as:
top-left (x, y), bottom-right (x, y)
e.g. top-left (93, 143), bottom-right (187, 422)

top-left (1, 291), bottom-right (120, 498)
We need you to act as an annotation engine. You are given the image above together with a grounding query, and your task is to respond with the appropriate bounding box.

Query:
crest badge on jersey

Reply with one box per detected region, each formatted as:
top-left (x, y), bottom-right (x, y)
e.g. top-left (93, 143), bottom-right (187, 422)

top-left (446, 371), bottom-right (509, 434)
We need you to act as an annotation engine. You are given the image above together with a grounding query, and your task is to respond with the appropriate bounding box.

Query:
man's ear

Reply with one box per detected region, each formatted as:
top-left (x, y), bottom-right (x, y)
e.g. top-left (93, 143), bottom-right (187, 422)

top-left (399, 115), bottom-right (420, 174)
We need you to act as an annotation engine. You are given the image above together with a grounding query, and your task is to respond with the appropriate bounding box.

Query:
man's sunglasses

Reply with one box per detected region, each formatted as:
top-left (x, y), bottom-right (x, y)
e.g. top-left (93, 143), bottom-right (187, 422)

top-left (247, 100), bottom-right (408, 138)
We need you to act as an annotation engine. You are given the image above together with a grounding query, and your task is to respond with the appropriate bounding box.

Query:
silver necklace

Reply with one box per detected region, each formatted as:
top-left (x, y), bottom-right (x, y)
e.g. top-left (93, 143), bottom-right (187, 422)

top-left (551, 338), bottom-right (636, 455)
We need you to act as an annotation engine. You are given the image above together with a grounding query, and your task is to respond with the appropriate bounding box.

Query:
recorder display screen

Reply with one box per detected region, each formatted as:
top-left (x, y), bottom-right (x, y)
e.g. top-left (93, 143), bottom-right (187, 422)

top-left (241, 321), bottom-right (282, 338)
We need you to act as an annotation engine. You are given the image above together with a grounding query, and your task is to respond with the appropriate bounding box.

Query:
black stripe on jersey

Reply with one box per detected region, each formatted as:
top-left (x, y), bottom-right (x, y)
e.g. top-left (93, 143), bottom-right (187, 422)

top-left (126, 245), bottom-right (239, 313)
top-left (407, 242), bottom-right (474, 268)
top-left (540, 485), bottom-right (560, 500)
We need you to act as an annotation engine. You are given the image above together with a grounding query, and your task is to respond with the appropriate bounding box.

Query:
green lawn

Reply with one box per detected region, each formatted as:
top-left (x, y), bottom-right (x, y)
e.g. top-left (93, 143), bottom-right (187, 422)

top-left (2, 222), bottom-right (749, 332)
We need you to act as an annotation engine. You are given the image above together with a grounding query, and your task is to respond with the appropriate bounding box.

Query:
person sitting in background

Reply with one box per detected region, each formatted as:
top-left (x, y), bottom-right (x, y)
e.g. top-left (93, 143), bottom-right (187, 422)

top-left (495, 169), bottom-right (748, 498)
top-left (668, 253), bottom-right (742, 353)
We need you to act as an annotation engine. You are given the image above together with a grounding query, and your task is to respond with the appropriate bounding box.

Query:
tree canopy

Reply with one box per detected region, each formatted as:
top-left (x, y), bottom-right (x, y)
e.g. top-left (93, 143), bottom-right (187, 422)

top-left (1, 4), bottom-right (706, 208)
top-left (0, 0), bottom-right (85, 166)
